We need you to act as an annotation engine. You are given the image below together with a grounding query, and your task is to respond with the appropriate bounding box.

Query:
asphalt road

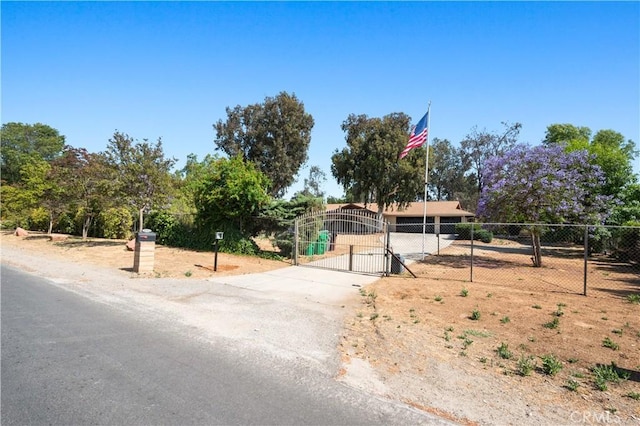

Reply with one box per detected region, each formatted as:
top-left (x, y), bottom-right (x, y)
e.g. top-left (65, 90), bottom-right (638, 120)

top-left (1, 264), bottom-right (449, 426)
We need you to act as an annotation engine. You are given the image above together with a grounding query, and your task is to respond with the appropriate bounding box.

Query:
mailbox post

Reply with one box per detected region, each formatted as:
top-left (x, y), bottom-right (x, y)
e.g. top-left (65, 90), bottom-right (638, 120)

top-left (133, 229), bottom-right (156, 274)
top-left (214, 232), bottom-right (224, 272)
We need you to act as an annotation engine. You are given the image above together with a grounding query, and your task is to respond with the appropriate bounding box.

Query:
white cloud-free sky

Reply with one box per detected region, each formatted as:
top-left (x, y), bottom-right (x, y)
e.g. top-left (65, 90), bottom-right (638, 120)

top-left (2, 1), bottom-right (639, 198)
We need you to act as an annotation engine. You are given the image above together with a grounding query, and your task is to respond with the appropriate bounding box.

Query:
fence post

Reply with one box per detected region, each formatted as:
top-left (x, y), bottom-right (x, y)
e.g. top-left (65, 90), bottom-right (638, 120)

top-left (470, 224), bottom-right (474, 282)
top-left (583, 225), bottom-right (589, 296)
top-left (349, 245), bottom-right (354, 272)
top-left (293, 219), bottom-right (299, 266)
top-left (385, 224), bottom-right (391, 276)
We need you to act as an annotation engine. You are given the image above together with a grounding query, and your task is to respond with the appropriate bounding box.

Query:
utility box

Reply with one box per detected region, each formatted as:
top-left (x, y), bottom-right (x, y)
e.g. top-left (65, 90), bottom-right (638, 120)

top-left (133, 229), bottom-right (156, 273)
top-left (391, 253), bottom-right (405, 274)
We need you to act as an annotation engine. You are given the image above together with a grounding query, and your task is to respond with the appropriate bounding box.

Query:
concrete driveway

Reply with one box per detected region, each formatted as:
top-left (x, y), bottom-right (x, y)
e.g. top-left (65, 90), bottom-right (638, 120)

top-left (207, 265), bottom-right (380, 305)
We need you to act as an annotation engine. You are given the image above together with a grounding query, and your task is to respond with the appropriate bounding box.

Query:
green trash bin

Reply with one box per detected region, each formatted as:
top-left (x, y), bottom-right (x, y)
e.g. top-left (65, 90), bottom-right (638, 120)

top-left (306, 243), bottom-right (315, 256)
top-left (317, 230), bottom-right (330, 255)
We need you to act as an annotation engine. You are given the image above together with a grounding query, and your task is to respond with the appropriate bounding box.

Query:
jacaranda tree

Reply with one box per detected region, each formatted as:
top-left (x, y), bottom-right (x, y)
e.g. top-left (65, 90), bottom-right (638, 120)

top-left (477, 144), bottom-right (611, 267)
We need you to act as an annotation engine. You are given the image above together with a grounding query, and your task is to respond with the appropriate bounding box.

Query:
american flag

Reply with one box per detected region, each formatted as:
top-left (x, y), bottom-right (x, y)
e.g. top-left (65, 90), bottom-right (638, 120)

top-left (399, 111), bottom-right (429, 159)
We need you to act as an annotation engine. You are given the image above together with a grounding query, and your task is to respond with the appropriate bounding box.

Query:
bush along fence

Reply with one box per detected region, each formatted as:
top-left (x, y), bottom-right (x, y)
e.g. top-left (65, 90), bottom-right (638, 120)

top-left (388, 222), bottom-right (639, 297)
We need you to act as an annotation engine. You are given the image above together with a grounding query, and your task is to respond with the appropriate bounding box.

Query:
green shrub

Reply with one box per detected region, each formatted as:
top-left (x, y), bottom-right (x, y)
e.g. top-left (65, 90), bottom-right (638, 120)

top-left (455, 223), bottom-right (482, 240)
top-left (273, 230), bottom-right (294, 257)
top-left (476, 229), bottom-right (494, 243)
top-left (27, 207), bottom-right (49, 232)
top-left (98, 207), bottom-right (134, 239)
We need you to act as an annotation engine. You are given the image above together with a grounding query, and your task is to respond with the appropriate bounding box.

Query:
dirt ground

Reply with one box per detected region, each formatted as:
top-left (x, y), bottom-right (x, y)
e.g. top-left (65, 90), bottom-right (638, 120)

top-left (2, 231), bottom-right (639, 424)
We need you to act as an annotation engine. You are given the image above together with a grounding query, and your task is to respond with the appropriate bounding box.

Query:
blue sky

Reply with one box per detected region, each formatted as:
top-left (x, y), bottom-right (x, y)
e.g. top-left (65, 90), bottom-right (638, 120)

top-left (2, 1), bottom-right (639, 199)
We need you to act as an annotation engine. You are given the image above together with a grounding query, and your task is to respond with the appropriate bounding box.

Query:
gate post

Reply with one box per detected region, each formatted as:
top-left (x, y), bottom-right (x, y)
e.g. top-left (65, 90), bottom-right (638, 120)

top-left (293, 219), bottom-right (299, 266)
top-left (385, 222), bottom-right (391, 276)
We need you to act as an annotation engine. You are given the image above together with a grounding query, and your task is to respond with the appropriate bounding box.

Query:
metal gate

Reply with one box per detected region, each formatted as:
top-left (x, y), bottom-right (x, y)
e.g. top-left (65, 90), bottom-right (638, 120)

top-left (294, 209), bottom-right (390, 275)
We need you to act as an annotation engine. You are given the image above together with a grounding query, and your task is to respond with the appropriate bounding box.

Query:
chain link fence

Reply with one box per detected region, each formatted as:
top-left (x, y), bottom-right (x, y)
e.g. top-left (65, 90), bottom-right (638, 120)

top-left (388, 222), bottom-right (640, 297)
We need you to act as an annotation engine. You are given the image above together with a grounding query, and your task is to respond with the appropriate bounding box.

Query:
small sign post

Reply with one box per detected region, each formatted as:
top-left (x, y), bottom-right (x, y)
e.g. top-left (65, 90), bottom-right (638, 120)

top-left (214, 232), bottom-right (224, 272)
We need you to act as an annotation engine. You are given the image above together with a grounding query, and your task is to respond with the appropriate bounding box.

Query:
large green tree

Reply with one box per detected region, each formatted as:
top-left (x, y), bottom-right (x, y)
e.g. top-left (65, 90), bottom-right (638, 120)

top-left (428, 138), bottom-right (471, 202)
top-left (213, 92), bottom-right (314, 198)
top-left (459, 122), bottom-right (522, 207)
top-left (0, 158), bottom-right (51, 228)
top-left (103, 132), bottom-right (176, 232)
top-left (292, 165), bottom-right (327, 200)
top-left (331, 113), bottom-right (425, 215)
top-left (191, 155), bottom-right (271, 253)
top-left (1, 122), bottom-right (65, 185)
top-left (543, 123), bottom-right (637, 198)
top-left (52, 147), bottom-right (114, 238)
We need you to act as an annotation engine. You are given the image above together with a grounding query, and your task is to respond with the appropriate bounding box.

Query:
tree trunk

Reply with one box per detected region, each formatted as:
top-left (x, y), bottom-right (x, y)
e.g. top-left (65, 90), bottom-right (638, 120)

top-left (531, 231), bottom-right (542, 267)
top-left (82, 215), bottom-right (92, 240)
top-left (48, 212), bottom-right (54, 235)
top-left (139, 208), bottom-right (144, 232)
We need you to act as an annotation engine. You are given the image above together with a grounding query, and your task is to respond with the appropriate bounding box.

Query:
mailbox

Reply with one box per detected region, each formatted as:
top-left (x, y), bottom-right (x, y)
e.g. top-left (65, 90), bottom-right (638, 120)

top-left (136, 229), bottom-right (156, 243)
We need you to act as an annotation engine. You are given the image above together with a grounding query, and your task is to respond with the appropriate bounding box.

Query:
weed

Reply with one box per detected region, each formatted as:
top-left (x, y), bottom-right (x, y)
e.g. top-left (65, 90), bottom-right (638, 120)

top-left (500, 316), bottom-right (510, 324)
top-left (565, 379), bottom-right (580, 392)
top-left (434, 295), bottom-right (443, 302)
top-left (557, 302), bottom-right (567, 308)
top-left (356, 312), bottom-right (363, 318)
top-left (463, 338), bottom-right (473, 349)
top-left (517, 355), bottom-right (536, 376)
top-left (459, 351), bottom-right (467, 357)
top-left (369, 313), bottom-right (379, 321)
top-left (601, 316), bottom-right (608, 321)
top-left (592, 362), bottom-right (630, 385)
top-left (528, 336), bottom-right (536, 342)
top-left (413, 318), bottom-right (420, 324)
top-left (460, 288), bottom-right (469, 297)
top-left (470, 308), bottom-right (481, 321)
top-left (497, 342), bottom-right (513, 359)
top-left (479, 357), bottom-right (488, 364)
top-left (571, 371), bottom-right (585, 379)
top-left (184, 270), bottom-right (192, 277)
top-left (359, 288), bottom-right (367, 296)
top-left (553, 307), bottom-right (564, 317)
top-left (541, 354), bottom-right (563, 376)
top-left (602, 337), bottom-right (619, 350)
top-left (594, 376), bottom-right (608, 391)
top-left (567, 357), bottom-right (579, 364)
top-left (627, 392), bottom-right (640, 400)
top-left (532, 304), bottom-right (542, 309)
top-left (543, 317), bottom-right (560, 329)
top-left (464, 329), bottom-right (491, 337)
top-left (612, 329), bottom-right (623, 336)
top-left (446, 326), bottom-right (454, 332)
top-left (518, 343), bottom-right (529, 351)
top-left (487, 293), bottom-right (493, 298)
top-left (444, 331), bottom-right (451, 342)
top-left (627, 294), bottom-right (640, 304)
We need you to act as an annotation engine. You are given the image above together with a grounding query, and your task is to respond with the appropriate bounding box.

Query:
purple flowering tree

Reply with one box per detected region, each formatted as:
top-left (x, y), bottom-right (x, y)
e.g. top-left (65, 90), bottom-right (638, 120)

top-left (477, 144), bottom-right (611, 267)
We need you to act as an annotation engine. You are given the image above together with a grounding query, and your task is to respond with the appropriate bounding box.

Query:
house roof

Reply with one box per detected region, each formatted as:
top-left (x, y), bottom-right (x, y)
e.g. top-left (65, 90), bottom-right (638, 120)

top-left (326, 201), bottom-right (475, 217)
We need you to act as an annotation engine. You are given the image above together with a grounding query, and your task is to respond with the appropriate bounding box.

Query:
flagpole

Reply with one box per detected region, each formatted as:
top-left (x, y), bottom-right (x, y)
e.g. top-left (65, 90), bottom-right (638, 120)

top-left (421, 102), bottom-right (431, 259)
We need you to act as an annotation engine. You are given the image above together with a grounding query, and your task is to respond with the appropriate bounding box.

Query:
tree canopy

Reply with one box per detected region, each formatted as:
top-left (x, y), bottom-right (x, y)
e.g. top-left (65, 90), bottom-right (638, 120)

top-left (1, 122), bottom-right (66, 185)
top-left (103, 132), bottom-right (176, 231)
top-left (331, 113), bottom-right (425, 214)
top-left (213, 91), bottom-right (314, 198)
top-left (478, 143), bottom-right (611, 266)
top-left (543, 123), bottom-right (637, 198)
top-left (428, 138), bottom-right (470, 202)
top-left (191, 155), bottom-right (271, 252)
